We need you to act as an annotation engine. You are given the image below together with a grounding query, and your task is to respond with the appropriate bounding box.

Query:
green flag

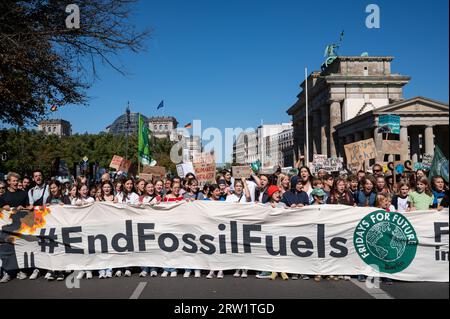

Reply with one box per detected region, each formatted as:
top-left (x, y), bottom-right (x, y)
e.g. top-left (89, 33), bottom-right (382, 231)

top-left (429, 146), bottom-right (449, 183)
top-left (138, 114), bottom-right (153, 166)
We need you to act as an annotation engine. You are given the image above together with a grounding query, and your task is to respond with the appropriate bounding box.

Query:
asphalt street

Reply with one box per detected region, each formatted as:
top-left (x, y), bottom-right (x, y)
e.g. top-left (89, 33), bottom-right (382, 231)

top-left (0, 271), bottom-right (448, 299)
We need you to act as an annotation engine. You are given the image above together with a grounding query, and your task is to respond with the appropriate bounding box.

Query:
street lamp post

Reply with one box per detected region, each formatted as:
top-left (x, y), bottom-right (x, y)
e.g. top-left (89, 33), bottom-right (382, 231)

top-left (125, 103), bottom-right (131, 161)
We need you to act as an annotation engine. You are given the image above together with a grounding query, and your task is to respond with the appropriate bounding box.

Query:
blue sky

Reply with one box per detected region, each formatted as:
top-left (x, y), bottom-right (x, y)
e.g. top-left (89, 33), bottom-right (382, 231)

top-left (38, 0), bottom-right (449, 141)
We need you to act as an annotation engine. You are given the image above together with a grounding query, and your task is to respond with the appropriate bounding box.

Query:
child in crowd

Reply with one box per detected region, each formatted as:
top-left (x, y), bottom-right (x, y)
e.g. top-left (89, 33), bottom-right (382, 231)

top-left (355, 176), bottom-right (377, 207)
top-left (391, 182), bottom-right (411, 213)
top-left (431, 176), bottom-right (447, 209)
top-left (409, 177), bottom-right (434, 211)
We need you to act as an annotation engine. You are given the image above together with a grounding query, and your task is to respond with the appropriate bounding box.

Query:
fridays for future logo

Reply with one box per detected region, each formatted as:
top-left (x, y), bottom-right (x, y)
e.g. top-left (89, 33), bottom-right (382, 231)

top-left (354, 210), bottom-right (418, 274)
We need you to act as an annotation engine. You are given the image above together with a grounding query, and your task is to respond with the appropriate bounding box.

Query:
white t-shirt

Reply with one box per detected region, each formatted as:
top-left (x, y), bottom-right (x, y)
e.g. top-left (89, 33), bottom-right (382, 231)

top-left (397, 197), bottom-right (409, 213)
top-left (242, 180), bottom-right (257, 202)
top-left (226, 193), bottom-right (250, 203)
top-left (115, 192), bottom-right (140, 205)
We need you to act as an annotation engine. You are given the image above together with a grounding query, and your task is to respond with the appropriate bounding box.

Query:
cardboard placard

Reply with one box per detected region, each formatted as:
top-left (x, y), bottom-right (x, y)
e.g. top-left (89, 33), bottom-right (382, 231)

top-left (139, 173), bottom-right (154, 182)
top-left (118, 159), bottom-right (132, 173)
top-left (232, 166), bottom-right (253, 179)
top-left (193, 154), bottom-right (216, 185)
top-left (176, 163), bottom-right (195, 178)
top-left (344, 138), bottom-right (377, 165)
top-left (142, 165), bottom-right (166, 178)
top-left (378, 115), bottom-right (401, 134)
top-left (109, 155), bottom-right (124, 170)
top-left (381, 140), bottom-right (408, 156)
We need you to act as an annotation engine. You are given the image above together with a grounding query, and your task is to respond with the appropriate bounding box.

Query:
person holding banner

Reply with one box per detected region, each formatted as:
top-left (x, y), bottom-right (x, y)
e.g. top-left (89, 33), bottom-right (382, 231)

top-left (154, 180), bottom-right (165, 201)
top-left (327, 177), bottom-right (354, 206)
top-left (391, 182), bottom-right (411, 213)
top-left (409, 177), bottom-right (434, 211)
top-left (46, 181), bottom-right (71, 206)
top-left (75, 184), bottom-right (95, 206)
top-left (281, 176), bottom-right (309, 208)
top-left (277, 174), bottom-right (290, 196)
top-left (142, 182), bottom-right (161, 205)
top-left (355, 176), bottom-right (377, 207)
top-left (431, 176), bottom-right (448, 209)
top-left (135, 179), bottom-right (146, 198)
top-left (163, 182), bottom-right (184, 202)
top-left (375, 176), bottom-right (391, 195)
top-left (183, 179), bottom-right (204, 201)
top-left (254, 174), bottom-right (270, 204)
top-left (225, 179), bottom-right (251, 204)
top-left (114, 178), bottom-right (139, 205)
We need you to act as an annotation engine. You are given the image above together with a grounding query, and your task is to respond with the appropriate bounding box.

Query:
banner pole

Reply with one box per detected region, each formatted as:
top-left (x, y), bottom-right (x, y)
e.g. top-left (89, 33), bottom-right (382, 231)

top-left (305, 67), bottom-right (309, 167)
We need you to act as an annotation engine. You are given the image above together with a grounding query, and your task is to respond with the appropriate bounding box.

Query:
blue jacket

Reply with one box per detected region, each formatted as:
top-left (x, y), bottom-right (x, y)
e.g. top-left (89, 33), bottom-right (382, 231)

top-left (355, 190), bottom-right (377, 207)
top-left (282, 189), bottom-right (310, 207)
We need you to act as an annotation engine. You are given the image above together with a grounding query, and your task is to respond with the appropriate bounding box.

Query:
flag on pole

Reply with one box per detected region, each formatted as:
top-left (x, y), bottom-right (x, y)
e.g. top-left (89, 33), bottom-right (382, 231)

top-left (429, 146), bottom-right (449, 183)
top-left (157, 100), bottom-right (164, 110)
top-left (138, 114), bottom-right (155, 166)
top-left (50, 105), bottom-right (58, 112)
top-left (184, 123), bottom-right (192, 129)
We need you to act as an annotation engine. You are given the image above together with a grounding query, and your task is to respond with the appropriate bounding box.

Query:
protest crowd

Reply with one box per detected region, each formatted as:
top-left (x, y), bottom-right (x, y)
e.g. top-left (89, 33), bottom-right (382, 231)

top-left (0, 162), bottom-right (448, 284)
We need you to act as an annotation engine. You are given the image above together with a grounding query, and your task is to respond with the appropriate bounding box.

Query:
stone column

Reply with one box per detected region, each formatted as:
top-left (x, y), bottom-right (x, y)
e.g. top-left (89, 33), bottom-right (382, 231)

top-left (410, 127), bottom-right (419, 163)
top-left (400, 125), bottom-right (409, 161)
top-left (312, 111), bottom-right (321, 155)
top-left (321, 106), bottom-right (329, 156)
top-left (374, 127), bottom-right (383, 162)
top-left (424, 125), bottom-right (435, 156)
top-left (329, 100), bottom-right (342, 156)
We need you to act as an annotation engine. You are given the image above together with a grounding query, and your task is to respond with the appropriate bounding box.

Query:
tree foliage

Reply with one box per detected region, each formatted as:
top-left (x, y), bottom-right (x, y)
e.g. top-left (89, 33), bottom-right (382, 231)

top-left (0, 129), bottom-right (176, 178)
top-left (0, 0), bottom-right (150, 126)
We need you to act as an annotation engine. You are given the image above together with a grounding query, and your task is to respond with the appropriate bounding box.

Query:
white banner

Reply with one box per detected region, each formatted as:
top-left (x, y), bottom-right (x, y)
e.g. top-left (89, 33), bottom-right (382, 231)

top-left (0, 203), bottom-right (448, 282)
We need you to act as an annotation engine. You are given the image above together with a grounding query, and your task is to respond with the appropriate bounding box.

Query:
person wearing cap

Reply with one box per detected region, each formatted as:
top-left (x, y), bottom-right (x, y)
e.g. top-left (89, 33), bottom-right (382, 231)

top-left (281, 177), bottom-right (309, 208)
top-left (311, 188), bottom-right (326, 205)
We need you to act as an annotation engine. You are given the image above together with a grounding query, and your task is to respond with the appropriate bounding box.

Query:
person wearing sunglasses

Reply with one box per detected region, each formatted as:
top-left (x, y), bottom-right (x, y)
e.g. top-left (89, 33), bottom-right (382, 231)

top-left (372, 164), bottom-right (384, 177)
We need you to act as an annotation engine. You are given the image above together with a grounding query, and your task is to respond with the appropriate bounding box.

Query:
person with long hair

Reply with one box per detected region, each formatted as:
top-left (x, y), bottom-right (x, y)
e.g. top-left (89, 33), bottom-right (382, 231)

top-left (431, 176), bottom-right (448, 209)
top-left (142, 182), bottom-right (161, 205)
top-left (114, 178), bottom-right (139, 205)
top-left (391, 182), bottom-right (411, 213)
top-left (327, 177), bottom-right (354, 206)
top-left (163, 182), bottom-right (184, 202)
top-left (375, 176), bottom-right (391, 194)
top-left (355, 176), bottom-right (377, 207)
top-left (183, 179), bottom-right (204, 201)
top-left (97, 181), bottom-right (115, 203)
top-left (226, 179), bottom-right (251, 203)
top-left (409, 177), bottom-right (434, 211)
top-left (277, 174), bottom-right (290, 196)
top-left (75, 184), bottom-right (95, 206)
top-left (46, 181), bottom-right (71, 206)
top-left (154, 180), bottom-right (165, 202)
top-left (298, 166), bottom-right (313, 199)
top-left (135, 179), bottom-right (146, 198)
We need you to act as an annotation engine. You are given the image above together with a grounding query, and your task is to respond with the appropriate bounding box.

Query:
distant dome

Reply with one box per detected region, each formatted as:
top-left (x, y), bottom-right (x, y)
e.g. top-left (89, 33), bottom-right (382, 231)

top-left (109, 113), bottom-right (148, 135)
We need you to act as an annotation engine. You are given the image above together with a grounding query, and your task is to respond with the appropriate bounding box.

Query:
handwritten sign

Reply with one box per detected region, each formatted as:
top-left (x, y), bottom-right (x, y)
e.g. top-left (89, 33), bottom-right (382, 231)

top-left (422, 154), bottom-right (433, 170)
top-left (176, 163), bottom-right (195, 178)
top-left (344, 139), bottom-right (377, 166)
top-left (139, 173), bottom-right (154, 182)
top-left (232, 166), bottom-right (253, 179)
top-left (118, 159), bottom-right (132, 173)
top-left (381, 140), bottom-right (408, 156)
top-left (193, 154), bottom-right (216, 185)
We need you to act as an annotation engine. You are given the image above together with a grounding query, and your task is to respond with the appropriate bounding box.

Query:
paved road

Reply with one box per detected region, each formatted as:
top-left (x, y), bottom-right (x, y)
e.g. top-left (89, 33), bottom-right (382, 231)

top-left (0, 271), bottom-right (448, 299)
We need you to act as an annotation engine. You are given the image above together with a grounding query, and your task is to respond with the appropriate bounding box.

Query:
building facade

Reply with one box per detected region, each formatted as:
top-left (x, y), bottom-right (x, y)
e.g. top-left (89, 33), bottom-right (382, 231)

top-left (287, 56), bottom-right (449, 166)
top-left (107, 112), bottom-right (148, 135)
top-left (38, 119), bottom-right (72, 137)
top-left (182, 135), bottom-right (202, 163)
top-left (233, 123), bottom-right (292, 168)
top-left (148, 116), bottom-right (179, 141)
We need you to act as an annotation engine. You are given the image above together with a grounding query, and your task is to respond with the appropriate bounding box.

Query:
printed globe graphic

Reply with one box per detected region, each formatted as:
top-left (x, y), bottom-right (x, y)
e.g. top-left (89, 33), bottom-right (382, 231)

top-left (366, 221), bottom-right (407, 262)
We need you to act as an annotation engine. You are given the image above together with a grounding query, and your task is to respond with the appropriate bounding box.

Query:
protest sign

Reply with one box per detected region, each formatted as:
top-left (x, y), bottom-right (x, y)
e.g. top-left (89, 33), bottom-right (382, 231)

top-left (379, 115), bottom-right (401, 134)
top-left (381, 140), bottom-right (408, 156)
top-left (142, 166), bottom-right (166, 178)
top-left (176, 163), bottom-right (195, 178)
top-left (422, 154), bottom-right (433, 170)
top-left (232, 166), bottom-right (253, 179)
top-left (1, 203), bottom-right (447, 282)
top-left (193, 154), bottom-right (216, 185)
top-left (109, 155), bottom-right (123, 170)
top-left (118, 159), bottom-right (132, 173)
top-left (344, 139), bottom-right (377, 166)
top-left (138, 173), bottom-right (154, 182)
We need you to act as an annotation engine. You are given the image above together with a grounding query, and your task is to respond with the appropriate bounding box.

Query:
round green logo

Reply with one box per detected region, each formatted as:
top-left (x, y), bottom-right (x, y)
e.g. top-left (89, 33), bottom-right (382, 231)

top-left (353, 210), bottom-right (418, 274)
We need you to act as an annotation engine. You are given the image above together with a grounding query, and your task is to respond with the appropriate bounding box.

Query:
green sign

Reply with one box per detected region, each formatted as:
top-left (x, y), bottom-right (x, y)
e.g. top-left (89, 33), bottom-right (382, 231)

top-left (354, 211), bottom-right (418, 274)
top-left (379, 115), bottom-right (400, 134)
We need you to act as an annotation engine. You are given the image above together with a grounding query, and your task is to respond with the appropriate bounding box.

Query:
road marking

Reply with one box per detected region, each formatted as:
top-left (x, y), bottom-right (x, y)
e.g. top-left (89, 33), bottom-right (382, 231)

top-left (129, 282), bottom-right (147, 299)
top-left (349, 279), bottom-right (394, 299)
